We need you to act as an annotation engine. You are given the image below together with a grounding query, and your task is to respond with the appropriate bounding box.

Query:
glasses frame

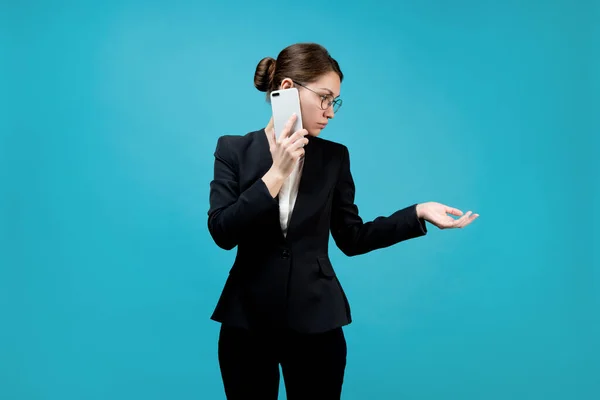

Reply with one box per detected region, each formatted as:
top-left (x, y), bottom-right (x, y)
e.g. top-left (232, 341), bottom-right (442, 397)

top-left (292, 80), bottom-right (342, 113)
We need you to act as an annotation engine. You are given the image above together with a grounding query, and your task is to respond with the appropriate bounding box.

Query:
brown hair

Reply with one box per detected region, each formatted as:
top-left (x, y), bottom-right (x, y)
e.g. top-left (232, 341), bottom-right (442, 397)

top-left (254, 43), bottom-right (343, 99)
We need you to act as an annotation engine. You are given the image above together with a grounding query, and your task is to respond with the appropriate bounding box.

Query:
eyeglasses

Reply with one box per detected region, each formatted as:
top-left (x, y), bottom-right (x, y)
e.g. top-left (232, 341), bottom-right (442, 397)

top-left (293, 80), bottom-right (342, 113)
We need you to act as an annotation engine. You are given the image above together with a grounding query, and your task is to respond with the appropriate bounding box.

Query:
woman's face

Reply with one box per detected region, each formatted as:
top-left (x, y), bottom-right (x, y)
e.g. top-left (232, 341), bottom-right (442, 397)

top-left (279, 71), bottom-right (341, 137)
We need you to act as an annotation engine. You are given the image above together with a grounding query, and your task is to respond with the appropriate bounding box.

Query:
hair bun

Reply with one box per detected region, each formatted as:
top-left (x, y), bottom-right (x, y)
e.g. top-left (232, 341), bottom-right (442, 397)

top-left (254, 57), bottom-right (276, 92)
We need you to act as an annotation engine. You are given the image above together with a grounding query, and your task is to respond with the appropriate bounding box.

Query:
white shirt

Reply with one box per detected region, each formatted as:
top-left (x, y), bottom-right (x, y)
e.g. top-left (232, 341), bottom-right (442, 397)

top-left (279, 157), bottom-right (305, 237)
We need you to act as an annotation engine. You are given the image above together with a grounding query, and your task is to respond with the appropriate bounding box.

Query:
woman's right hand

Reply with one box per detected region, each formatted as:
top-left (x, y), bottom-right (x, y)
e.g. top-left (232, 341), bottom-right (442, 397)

top-left (267, 113), bottom-right (309, 179)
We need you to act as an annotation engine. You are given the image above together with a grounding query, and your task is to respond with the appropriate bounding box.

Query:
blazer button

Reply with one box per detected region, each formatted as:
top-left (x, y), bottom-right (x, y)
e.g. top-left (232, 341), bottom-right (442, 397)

top-left (282, 249), bottom-right (290, 259)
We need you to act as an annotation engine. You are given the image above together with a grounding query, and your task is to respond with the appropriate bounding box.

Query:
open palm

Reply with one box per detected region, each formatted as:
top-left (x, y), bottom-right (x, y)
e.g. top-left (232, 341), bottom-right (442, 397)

top-left (417, 202), bottom-right (479, 229)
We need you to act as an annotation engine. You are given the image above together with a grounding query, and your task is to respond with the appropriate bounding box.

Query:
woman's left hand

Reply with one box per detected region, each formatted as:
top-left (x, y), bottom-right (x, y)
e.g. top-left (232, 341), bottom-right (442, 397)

top-left (416, 202), bottom-right (479, 229)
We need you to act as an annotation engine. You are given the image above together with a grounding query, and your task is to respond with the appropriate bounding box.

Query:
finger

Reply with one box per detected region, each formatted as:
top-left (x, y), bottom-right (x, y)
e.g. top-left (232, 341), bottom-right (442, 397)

top-left (291, 137), bottom-right (309, 150)
top-left (445, 206), bottom-right (463, 216)
top-left (292, 148), bottom-right (305, 160)
top-left (290, 140), bottom-right (308, 155)
top-left (286, 129), bottom-right (309, 146)
top-left (280, 114), bottom-right (298, 141)
top-left (284, 137), bottom-right (307, 155)
top-left (443, 213), bottom-right (465, 229)
top-left (456, 211), bottom-right (473, 228)
top-left (464, 213), bottom-right (480, 227)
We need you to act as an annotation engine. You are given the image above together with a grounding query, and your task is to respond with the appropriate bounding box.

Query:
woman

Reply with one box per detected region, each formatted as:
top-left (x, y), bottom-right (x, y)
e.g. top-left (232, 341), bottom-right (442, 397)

top-left (207, 42), bottom-right (479, 400)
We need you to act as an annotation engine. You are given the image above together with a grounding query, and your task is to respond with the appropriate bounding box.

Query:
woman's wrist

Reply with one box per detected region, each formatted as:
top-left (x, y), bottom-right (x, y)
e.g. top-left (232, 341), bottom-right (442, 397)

top-left (262, 167), bottom-right (285, 198)
top-left (416, 203), bottom-right (424, 219)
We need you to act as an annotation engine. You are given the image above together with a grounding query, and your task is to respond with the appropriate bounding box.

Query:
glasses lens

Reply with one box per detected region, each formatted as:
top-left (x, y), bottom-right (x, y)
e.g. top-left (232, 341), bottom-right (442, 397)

top-left (333, 99), bottom-right (342, 113)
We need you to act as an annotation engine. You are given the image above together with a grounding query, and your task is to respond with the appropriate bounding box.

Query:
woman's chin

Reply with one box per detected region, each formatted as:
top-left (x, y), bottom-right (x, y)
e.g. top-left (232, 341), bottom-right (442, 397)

top-left (307, 128), bottom-right (322, 137)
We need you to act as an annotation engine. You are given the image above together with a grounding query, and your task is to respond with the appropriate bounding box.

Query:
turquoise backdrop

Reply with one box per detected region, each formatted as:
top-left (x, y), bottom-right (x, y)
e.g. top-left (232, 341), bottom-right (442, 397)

top-left (1, 0), bottom-right (597, 399)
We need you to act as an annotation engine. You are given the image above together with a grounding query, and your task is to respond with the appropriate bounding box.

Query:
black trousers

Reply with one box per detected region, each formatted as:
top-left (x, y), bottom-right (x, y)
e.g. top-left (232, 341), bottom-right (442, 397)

top-left (218, 324), bottom-right (347, 399)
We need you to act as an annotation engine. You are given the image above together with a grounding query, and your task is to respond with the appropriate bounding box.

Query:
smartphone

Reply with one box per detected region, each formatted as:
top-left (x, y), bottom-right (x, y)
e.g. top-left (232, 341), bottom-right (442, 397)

top-left (271, 88), bottom-right (303, 140)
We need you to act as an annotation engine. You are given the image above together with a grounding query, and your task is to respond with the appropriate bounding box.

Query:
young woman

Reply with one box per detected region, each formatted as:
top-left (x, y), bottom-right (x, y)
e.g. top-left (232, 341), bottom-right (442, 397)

top-left (207, 42), bottom-right (478, 400)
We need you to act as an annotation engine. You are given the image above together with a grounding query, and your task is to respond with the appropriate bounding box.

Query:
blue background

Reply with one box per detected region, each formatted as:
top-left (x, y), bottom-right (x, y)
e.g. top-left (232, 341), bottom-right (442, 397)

top-left (1, 0), bottom-right (598, 399)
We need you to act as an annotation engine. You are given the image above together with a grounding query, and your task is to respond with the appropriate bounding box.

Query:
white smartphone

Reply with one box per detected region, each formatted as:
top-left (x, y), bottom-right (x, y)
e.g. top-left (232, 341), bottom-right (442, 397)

top-left (270, 88), bottom-right (303, 140)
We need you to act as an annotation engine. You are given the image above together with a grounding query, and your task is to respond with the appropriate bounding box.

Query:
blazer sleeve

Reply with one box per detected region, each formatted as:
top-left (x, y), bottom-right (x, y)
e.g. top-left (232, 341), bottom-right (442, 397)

top-left (207, 136), bottom-right (278, 250)
top-left (330, 145), bottom-right (427, 257)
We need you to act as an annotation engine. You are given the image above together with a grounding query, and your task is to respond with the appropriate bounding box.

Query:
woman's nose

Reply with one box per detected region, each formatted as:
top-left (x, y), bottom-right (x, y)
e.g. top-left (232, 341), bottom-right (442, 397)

top-left (325, 106), bottom-right (334, 119)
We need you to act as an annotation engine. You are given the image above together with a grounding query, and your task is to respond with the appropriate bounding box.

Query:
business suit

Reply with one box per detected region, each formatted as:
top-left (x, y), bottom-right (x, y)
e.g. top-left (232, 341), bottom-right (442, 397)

top-left (207, 128), bottom-right (428, 398)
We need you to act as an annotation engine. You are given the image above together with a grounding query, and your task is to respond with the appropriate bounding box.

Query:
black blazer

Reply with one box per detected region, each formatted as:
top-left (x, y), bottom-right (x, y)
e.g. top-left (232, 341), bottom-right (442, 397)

top-left (207, 128), bottom-right (428, 334)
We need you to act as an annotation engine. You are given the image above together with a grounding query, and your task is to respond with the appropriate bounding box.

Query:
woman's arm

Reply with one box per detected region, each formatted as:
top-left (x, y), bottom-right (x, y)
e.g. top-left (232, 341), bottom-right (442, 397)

top-left (207, 136), bottom-right (281, 250)
top-left (330, 145), bottom-right (428, 257)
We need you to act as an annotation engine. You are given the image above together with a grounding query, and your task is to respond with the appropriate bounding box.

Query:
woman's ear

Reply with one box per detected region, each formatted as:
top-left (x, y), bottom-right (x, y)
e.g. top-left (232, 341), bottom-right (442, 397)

top-left (279, 78), bottom-right (294, 90)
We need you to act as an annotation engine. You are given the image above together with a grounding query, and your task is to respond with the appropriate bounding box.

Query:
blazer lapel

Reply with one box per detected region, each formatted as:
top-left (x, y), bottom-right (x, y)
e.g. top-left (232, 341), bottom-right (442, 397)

top-left (286, 139), bottom-right (322, 241)
top-left (256, 129), bottom-right (287, 242)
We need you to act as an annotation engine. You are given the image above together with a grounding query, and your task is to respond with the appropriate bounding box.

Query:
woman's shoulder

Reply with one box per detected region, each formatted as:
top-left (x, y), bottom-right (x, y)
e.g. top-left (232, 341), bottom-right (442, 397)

top-left (213, 128), bottom-right (265, 154)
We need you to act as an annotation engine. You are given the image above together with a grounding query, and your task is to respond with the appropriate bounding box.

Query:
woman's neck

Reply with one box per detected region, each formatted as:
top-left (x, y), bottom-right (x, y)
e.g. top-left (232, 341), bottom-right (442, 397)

top-left (265, 116), bottom-right (274, 137)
